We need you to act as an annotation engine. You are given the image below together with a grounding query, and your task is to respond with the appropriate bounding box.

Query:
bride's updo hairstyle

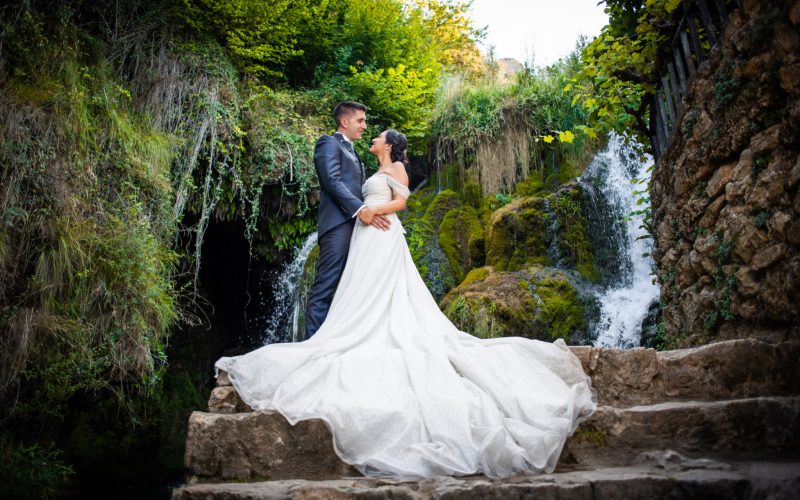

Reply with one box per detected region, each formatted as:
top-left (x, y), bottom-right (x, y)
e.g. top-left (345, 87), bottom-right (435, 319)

top-left (385, 129), bottom-right (409, 166)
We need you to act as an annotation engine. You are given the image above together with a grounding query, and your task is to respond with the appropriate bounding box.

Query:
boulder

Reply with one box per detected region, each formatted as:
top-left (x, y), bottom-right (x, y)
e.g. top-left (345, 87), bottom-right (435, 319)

top-left (184, 411), bottom-right (358, 483)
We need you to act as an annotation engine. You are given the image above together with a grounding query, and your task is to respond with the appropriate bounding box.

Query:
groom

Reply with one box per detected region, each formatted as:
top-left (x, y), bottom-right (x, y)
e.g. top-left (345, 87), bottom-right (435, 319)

top-left (305, 101), bottom-right (390, 338)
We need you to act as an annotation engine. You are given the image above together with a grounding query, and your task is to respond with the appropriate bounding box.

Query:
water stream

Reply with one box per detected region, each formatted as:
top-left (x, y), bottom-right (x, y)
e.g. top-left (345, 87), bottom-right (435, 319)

top-left (259, 232), bottom-right (318, 345)
top-left (580, 134), bottom-right (660, 348)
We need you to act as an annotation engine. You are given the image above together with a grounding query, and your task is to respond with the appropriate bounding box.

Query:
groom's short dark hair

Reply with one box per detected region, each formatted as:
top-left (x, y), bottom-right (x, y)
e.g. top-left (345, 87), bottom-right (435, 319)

top-left (333, 101), bottom-right (367, 127)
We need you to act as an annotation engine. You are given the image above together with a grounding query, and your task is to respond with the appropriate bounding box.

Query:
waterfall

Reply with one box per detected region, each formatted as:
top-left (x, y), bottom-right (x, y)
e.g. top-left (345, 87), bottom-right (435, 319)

top-left (260, 232), bottom-right (318, 345)
top-left (580, 134), bottom-right (660, 348)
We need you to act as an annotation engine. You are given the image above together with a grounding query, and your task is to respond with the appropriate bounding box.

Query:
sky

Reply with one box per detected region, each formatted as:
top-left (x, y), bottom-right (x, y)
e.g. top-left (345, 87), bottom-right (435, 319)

top-left (469, 0), bottom-right (610, 67)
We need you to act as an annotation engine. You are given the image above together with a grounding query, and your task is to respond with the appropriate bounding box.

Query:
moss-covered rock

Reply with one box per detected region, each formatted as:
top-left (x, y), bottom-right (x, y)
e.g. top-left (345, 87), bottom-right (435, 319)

top-left (438, 206), bottom-right (485, 284)
top-left (485, 196), bottom-right (549, 271)
top-left (550, 185), bottom-right (601, 283)
top-left (440, 266), bottom-right (597, 343)
top-left (483, 183), bottom-right (600, 283)
top-left (401, 189), bottom-right (464, 301)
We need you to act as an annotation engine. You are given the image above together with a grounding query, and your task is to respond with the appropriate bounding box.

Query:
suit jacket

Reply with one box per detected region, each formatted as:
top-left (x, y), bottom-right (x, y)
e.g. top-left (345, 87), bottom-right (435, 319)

top-left (314, 132), bottom-right (366, 237)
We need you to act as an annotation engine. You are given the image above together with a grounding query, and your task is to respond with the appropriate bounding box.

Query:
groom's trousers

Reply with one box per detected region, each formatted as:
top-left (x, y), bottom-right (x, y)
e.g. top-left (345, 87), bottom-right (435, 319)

top-left (305, 219), bottom-right (356, 338)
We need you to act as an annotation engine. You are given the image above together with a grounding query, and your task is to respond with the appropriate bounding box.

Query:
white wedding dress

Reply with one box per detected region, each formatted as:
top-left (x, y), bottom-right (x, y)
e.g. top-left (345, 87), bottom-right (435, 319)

top-left (216, 172), bottom-right (596, 479)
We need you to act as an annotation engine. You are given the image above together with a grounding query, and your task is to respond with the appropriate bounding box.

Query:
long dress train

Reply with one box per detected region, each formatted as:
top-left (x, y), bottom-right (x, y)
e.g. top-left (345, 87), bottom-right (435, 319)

top-left (215, 172), bottom-right (596, 479)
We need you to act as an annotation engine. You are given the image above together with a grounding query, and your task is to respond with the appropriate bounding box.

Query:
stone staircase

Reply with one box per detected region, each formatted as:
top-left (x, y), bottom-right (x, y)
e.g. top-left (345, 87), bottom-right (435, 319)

top-left (172, 339), bottom-right (800, 499)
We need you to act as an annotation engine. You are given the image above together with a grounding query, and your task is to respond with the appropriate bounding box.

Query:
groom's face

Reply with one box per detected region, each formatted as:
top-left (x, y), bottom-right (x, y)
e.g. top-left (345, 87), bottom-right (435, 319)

top-left (341, 110), bottom-right (367, 141)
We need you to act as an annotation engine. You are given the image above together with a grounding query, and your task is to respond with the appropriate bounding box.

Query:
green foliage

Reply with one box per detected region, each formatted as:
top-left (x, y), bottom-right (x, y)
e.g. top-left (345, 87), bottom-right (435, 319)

top-left (0, 435), bottom-right (75, 499)
top-left (572, 0), bottom-right (681, 146)
top-left (348, 64), bottom-right (437, 150)
top-left (712, 66), bottom-right (742, 109)
top-left (178, 0), bottom-right (310, 78)
top-left (752, 209), bottom-right (772, 229)
top-left (431, 51), bottom-right (599, 194)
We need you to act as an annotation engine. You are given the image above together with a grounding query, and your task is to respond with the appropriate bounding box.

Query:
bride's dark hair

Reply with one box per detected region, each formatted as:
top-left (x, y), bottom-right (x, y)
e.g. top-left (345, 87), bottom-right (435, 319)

top-left (385, 129), bottom-right (409, 166)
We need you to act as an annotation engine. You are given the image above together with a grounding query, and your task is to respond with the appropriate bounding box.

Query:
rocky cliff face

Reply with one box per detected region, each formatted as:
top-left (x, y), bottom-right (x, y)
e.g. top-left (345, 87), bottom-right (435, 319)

top-left (652, 0), bottom-right (800, 346)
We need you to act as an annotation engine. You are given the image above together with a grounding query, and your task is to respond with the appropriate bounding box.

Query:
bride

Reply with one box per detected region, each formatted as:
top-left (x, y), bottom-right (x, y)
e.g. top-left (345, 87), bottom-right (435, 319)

top-left (216, 129), bottom-right (596, 480)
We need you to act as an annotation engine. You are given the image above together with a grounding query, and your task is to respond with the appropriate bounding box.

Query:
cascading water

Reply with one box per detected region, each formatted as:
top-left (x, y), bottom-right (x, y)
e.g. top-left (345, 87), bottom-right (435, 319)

top-left (579, 133), bottom-right (660, 348)
top-left (259, 232), bottom-right (318, 345)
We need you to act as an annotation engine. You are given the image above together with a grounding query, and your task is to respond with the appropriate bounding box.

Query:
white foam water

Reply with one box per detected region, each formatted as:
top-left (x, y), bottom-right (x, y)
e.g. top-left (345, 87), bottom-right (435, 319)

top-left (582, 134), bottom-right (660, 348)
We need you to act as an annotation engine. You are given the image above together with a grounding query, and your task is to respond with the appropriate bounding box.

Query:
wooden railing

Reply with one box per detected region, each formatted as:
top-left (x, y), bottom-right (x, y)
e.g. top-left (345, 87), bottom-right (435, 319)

top-left (649, 0), bottom-right (741, 160)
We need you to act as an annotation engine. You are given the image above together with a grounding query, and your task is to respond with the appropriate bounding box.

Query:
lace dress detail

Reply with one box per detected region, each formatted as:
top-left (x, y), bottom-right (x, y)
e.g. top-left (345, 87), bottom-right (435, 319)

top-left (215, 172), bottom-right (596, 479)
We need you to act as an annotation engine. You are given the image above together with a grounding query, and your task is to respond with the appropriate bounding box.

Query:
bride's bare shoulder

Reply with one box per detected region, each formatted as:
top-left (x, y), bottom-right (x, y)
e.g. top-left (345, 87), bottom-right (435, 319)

top-left (389, 161), bottom-right (409, 186)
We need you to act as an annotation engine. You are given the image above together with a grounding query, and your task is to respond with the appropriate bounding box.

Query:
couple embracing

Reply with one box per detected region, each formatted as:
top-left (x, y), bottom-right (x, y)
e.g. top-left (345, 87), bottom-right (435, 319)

top-left (216, 102), bottom-right (596, 479)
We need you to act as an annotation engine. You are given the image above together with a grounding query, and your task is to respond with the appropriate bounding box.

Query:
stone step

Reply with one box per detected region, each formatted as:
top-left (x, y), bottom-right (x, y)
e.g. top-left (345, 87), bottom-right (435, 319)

top-left (563, 396), bottom-right (800, 467)
top-left (570, 338), bottom-right (800, 407)
top-left (183, 411), bottom-right (358, 484)
top-left (184, 396), bottom-right (800, 483)
top-left (173, 457), bottom-right (800, 499)
top-left (211, 339), bottom-right (800, 412)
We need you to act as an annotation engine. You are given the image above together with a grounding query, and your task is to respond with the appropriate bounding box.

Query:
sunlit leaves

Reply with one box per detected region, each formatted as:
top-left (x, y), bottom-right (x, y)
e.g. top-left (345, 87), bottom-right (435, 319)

top-left (558, 130), bottom-right (575, 143)
top-left (570, 0), bottom-right (677, 148)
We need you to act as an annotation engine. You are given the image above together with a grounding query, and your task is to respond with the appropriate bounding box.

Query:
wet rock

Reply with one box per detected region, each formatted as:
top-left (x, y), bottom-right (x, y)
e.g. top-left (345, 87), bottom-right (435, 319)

top-left (787, 155), bottom-right (800, 188)
top-left (733, 223), bottom-right (769, 262)
top-left (788, 220), bottom-right (800, 245)
top-left (779, 63), bottom-right (800, 95)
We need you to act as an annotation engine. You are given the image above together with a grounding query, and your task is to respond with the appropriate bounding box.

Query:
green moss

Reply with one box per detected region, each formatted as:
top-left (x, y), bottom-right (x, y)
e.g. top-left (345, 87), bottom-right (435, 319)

top-left (571, 426), bottom-right (608, 447)
top-left (401, 189), bottom-right (464, 300)
top-left (459, 266), bottom-right (490, 287)
top-left (533, 276), bottom-right (586, 341)
top-left (513, 173), bottom-right (547, 197)
top-left (444, 295), bottom-right (501, 339)
top-left (438, 206), bottom-right (485, 284)
top-left (485, 197), bottom-right (549, 271)
top-left (462, 182), bottom-right (483, 209)
top-left (441, 268), bottom-right (589, 342)
top-left (424, 189), bottom-right (461, 222)
top-left (552, 189), bottom-right (600, 283)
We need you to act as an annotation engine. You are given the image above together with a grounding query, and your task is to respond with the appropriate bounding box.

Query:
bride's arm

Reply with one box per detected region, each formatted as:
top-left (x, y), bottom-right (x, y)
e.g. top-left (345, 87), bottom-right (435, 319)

top-left (373, 191), bottom-right (407, 215)
top-left (372, 162), bottom-right (410, 215)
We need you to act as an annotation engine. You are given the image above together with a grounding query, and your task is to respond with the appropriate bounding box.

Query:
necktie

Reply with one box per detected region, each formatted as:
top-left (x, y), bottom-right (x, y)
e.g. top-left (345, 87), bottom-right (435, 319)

top-left (342, 138), bottom-right (365, 184)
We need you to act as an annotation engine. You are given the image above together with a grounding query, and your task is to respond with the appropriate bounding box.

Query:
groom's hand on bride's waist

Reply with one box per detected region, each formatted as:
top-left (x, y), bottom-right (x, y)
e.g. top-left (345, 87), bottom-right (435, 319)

top-left (357, 207), bottom-right (390, 231)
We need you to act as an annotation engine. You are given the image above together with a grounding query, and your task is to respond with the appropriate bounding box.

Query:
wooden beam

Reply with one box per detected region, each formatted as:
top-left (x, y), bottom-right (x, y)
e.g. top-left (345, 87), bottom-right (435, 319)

top-left (681, 31), bottom-right (696, 75)
top-left (697, 0), bottom-right (718, 45)
top-left (673, 46), bottom-right (689, 94)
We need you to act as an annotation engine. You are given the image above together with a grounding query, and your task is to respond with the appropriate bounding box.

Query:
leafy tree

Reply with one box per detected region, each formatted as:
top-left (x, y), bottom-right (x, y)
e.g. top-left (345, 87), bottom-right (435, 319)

top-left (179, 0), bottom-right (312, 78)
top-left (571, 0), bottom-right (682, 146)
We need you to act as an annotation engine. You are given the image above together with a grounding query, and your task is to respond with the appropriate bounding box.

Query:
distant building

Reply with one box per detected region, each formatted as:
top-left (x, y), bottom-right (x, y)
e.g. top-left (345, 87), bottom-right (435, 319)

top-left (496, 58), bottom-right (524, 81)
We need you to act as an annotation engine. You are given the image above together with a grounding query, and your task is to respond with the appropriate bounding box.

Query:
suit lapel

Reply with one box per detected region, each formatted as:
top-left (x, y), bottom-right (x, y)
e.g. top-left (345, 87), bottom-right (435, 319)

top-left (334, 132), bottom-right (365, 184)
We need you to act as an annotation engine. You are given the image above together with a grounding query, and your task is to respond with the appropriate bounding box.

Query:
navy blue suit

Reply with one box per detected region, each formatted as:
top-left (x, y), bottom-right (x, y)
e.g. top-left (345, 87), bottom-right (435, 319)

top-left (305, 132), bottom-right (365, 338)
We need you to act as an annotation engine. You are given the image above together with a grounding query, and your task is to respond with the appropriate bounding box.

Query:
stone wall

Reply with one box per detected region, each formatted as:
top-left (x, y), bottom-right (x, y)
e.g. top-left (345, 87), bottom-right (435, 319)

top-left (651, 0), bottom-right (800, 346)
